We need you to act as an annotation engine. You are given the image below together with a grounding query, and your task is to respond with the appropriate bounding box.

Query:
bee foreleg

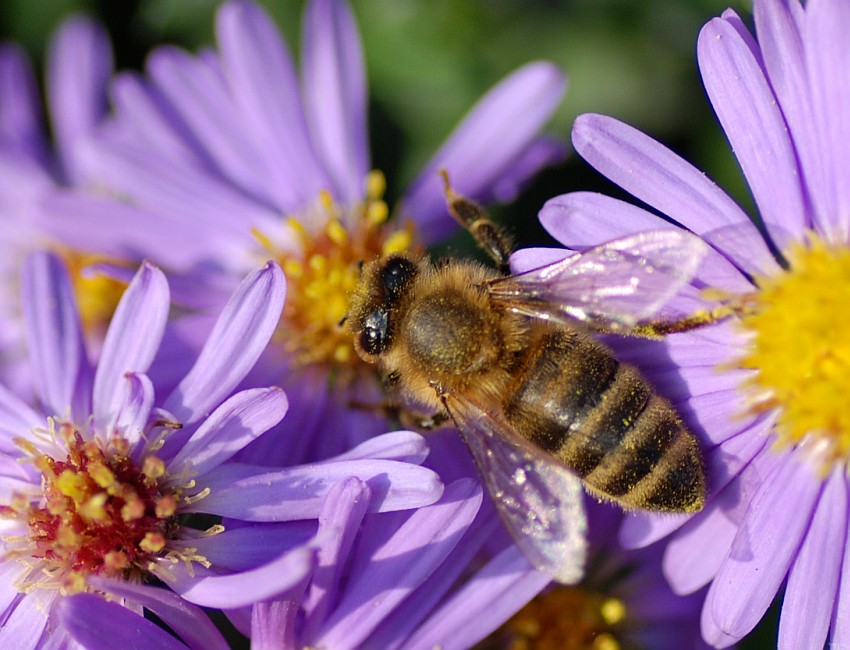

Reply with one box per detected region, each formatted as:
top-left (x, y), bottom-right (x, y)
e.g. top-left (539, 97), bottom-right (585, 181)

top-left (440, 170), bottom-right (513, 273)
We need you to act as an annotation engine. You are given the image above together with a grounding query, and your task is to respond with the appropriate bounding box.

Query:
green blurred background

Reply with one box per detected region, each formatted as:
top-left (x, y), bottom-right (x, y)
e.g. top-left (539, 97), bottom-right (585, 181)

top-left (0, 0), bottom-right (778, 647)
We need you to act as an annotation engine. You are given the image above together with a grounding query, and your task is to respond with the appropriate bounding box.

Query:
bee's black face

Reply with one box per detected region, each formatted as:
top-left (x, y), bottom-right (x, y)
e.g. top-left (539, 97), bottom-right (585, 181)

top-left (359, 308), bottom-right (389, 355)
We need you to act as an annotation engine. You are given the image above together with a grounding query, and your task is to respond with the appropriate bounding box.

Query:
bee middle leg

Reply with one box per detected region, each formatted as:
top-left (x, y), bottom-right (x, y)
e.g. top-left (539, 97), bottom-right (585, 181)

top-left (440, 170), bottom-right (513, 273)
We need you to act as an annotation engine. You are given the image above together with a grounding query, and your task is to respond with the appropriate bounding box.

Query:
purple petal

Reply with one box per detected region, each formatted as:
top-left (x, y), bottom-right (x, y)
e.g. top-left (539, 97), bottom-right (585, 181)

top-left (216, 0), bottom-right (329, 211)
top-left (755, 0), bottom-right (828, 235)
top-left (93, 261), bottom-right (169, 433)
top-left (35, 190), bottom-right (245, 273)
top-left (163, 546), bottom-right (316, 608)
top-left (698, 15), bottom-right (807, 247)
top-left (302, 0), bottom-right (368, 204)
top-left (114, 372), bottom-right (154, 449)
top-left (401, 545), bottom-right (550, 650)
top-left (164, 261), bottom-right (285, 425)
top-left (481, 136), bottom-right (567, 205)
top-left (365, 514), bottom-right (501, 649)
top-left (252, 598), bottom-right (305, 650)
top-left (58, 593), bottom-right (187, 650)
top-left (21, 251), bottom-right (89, 419)
top-left (329, 430), bottom-right (430, 464)
top-left (314, 478), bottom-right (483, 649)
top-left (0, 382), bottom-right (43, 453)
top-left (88, 577), bottom-right (229, 650)
top-left (301, 477), bottom-right (371, 641)
top-left (188, 458), bottom-right (443, 520)
top-left (145, 45), bottom-right (281, 208)
top-left (806, 0), bottom-right (850, 243)
top-left (167, 387), bottom-right (287, 477)
top-left (0, 44), bottom-right (48, 165)
top-left (180, 522), bottom-right (316, 571)
top-left (571, 113), bottom-right (780, 277)
top-left (831, 481), bottom-right (850, 646)
top-left (779, 466), bottom-right (846, 650)
top-left (109, 71), bottom-right (213, 168)
top-left (707, 451), bottom-right (822, 642)
top-left (0, 591), bottom-right (54, 650)
top-left (76, 137), bottom-right (279, 247)
top-left (46, 16), bottom-right (112, 185)
top-left (402, 62), bottom-right (566, 243)
top-left (539, 192), bottom-right (755, 293)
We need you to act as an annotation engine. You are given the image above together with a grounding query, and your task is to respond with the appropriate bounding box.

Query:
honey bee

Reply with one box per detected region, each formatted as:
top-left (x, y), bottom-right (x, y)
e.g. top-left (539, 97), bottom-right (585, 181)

top-left (346, 176), bottom-right (708, 583)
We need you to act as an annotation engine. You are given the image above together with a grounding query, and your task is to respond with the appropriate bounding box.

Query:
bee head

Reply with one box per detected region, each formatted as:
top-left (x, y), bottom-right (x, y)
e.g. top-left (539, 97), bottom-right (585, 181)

top-left (348, 254), bottom-right (419, 361)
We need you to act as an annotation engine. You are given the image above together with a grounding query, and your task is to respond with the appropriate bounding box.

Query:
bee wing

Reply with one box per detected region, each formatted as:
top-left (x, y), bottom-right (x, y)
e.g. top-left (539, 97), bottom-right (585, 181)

top-left (490, 230), bottom-right (708, 331)
top-left (442, 391), bottom-right (587, 584)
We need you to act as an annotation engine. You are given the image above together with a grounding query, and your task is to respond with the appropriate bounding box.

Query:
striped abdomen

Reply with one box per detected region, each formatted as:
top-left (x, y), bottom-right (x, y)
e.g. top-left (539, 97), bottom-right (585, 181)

top-left (504, 325), bottom-right (705, 513)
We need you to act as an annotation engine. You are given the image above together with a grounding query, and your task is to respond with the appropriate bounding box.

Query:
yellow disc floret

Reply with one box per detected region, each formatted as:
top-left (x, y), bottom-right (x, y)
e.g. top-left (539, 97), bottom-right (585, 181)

top-left (493, 585), bottom-right (629, 650)
top-left (737, 232), bottom-right (850, 468)
top-left (253, 170), bottom-right (416, 370)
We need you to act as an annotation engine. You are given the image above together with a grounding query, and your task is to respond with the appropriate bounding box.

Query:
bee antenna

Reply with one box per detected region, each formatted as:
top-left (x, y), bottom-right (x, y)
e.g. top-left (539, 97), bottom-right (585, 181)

top-left (356, 259), bottom-right (364, 276)
top-left (338, 314), bottom-right (349, 327)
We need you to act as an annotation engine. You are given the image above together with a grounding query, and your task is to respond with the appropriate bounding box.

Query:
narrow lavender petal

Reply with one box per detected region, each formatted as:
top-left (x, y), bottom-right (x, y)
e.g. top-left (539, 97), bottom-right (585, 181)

top-left (109, 71), bottom-right (213, 168)
top-left (707, 452), bottom-right (822, 641)
top-left (252, 598), bottom-right (306, 650)
top-left (188, 458), bottom-right (443, 520)
top-left (0, 382), bottom-right (43, 453)
top-left (112, 372), bottom-right (154, 449)
top-left (164, 261), bottom-right (285, 425)
top-left (167, 387), bottom-right (287, 477)
top-left (366, 514), bottom-right (502, 649)
top-left (163, 546), bottom-right (316, 608)
top-left (539, 192), bottom-right (755, 293)
top-left (401, 545), bottom-right (551, 650)
top-left (806, 0), bottom-right (850, 243)
top-left (830, 482), bottom-right (850, 646)
top-left (0, 591), bottom-right (53, 649)
top-left (36, 188), bottom-right (250, 273)
top-left (178, 521), bottom-right (316, 571)
top-left (21, 251), bottom-right (88, 419)
top-left (328, 430), bottom-right (430, 464)
top-left (302, 0), bottom-right (369, 204)
top-left (314, 478), bottom-right (482, 649)
top-left (88, 577), bottom-right (229, 650)
top-left (217, 0), bottom-right (329, 211)
top-left (572, 113), bottom-right (780, 277)
top-left (301, 477), bottom-right (371, 641)
top-left (698, 16), bottom-right (807, 247)
top-left (0, 44), bottom-right (48, 164)
top-left (402, 62), bottom-right (566, 243)
top-left (46, 16), bottom-right (112, 185)
top-left (146, 45), bottom-right (281, 207)
top-left (77, 136), bottom-right (280, 243)
top-left (779, 467), bottom-right (846, 650)
top-left (58, 593), bottom-right (188, 650)
top-left (92, 261), bottom-right (169, 434)
top-left (755, 0), bottom-right (828, 235)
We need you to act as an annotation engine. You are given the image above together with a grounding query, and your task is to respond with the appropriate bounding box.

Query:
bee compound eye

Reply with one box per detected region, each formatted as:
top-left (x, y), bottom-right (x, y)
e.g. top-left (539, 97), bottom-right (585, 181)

top-left (359, 309), bottom-right (389, 355)
top-left (382, 257), bottom-right (418, 298)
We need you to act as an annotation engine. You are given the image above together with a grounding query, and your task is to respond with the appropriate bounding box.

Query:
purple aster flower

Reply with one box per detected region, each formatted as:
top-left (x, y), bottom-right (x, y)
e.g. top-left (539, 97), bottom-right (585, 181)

top-left (0, 16), bottom-right (113, 395)
top-left (36, 0), bottom-right (567, 465)
top-left (517, 0), bottom-right (850, 646)
top-left (0, 253), bottom-right (443, 648)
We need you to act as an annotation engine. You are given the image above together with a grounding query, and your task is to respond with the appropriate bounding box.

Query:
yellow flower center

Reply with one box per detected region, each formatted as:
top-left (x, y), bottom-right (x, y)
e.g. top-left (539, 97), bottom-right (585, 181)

top-left (59, 251), bottom-right (129, 340)
top-left (253, 170), bottom-right (416, 369)
top-left (0, 421), bottom-right (205, 595)
top-left (736, 233), bottom-right (850, 468)
top-left (492, 585), bottom-right (629, 650)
